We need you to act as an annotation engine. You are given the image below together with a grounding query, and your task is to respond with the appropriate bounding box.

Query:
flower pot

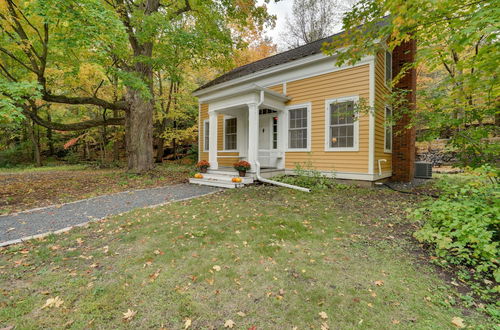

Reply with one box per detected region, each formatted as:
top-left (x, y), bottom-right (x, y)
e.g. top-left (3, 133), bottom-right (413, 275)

top-left (238, 170), bottom-right (246, 177)
top-left (200, 167), bottom-right (208, 173)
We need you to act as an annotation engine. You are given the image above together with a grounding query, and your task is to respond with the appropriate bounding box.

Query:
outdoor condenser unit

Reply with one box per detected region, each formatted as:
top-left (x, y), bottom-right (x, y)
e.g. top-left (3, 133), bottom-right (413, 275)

top-left (414, 162), bottom-right (433, 179)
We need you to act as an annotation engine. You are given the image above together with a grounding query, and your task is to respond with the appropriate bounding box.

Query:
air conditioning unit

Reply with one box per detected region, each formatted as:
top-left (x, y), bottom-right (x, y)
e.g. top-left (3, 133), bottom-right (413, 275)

top-left (415, 162), bottom-right (432, 179)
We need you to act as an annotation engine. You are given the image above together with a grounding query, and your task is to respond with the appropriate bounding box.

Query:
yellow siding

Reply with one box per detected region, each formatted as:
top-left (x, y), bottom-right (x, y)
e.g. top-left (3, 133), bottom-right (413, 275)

top-left (198, 104), bottom-right (239, 167)
top-left (267, 84), bottom-right (283, 94)
top-left (284, 65), bottom-right (370, 172)
top-left (374, 51), bottom-right (392, 173)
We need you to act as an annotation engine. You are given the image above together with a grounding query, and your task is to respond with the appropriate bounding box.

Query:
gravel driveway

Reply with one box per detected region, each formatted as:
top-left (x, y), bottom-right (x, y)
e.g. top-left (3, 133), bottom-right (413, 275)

top-left (0, 184), bottom-right (219, 246)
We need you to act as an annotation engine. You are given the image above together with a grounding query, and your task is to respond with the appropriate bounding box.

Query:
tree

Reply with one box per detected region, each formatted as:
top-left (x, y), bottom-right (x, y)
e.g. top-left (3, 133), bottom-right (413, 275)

top-left (281, 0), bottom-right (357, 48)
top-left (325, 0), bottom-right (499, 168)
top-left (0, 0), bottom-right (275, 172)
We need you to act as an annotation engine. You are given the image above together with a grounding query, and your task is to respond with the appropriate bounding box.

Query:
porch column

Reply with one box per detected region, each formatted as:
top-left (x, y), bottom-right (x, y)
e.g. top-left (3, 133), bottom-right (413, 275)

top-left (208, 111), bottom-right (218, 169)
top-left (277, 110), bottom-right (287, 169)
top-left (247, 103), bottom-right (259, 171)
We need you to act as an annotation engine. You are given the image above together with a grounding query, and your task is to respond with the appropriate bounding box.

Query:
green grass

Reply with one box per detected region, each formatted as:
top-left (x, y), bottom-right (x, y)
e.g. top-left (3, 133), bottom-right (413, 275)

top-left (0, 164), bottom-right (87, 174)
top-left (0, 186), bottom-right (494, 329)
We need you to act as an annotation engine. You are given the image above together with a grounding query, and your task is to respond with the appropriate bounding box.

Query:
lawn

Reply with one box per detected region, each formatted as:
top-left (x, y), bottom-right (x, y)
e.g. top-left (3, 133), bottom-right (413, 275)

top-left (0, 163), bottom-right (193, 215)
top-left (0, 185), bottom-right (493, 329)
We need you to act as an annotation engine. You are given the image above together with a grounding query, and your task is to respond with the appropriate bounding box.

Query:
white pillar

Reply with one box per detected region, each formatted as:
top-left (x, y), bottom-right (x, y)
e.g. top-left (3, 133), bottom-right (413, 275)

top-left (247, 103), bottom-right (259, 171)
top-left (208, 111), bottom-right (218, 169)
top-left (277, 110), bottom-right (287, 169)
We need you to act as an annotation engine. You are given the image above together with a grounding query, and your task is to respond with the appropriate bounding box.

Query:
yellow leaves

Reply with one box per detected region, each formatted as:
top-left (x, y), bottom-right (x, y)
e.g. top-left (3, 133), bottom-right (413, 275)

top-left (149, 269), bottom-right (161, 282)
top-left (451, 317), bottom-right (465, 328)
top-left (41, 296), bottom-right (64, 309)
top-left (184, 318), bottom-right (192, 329)
top-left (212, 265), bottom-right (221, 272)
top-left (374, 280), bottom-right (384, 287)
top-left (224, 319), bottom-right (235, 328)
top-left (319, 311), bottom-right (328, 319)
top-left (122, 309), bottom-right (137, 322)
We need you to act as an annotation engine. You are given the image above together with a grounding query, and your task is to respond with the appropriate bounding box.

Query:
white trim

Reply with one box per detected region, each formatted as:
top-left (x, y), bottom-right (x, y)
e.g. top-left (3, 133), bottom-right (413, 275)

top-left (223, 115), bottom-right (238, 152)
top-left (198, 103), bottom-right (202, 161)
top-left (282, 82), bottom-right (287, 95)
top-left (384, 104), bottom-right (393, 153)
top-left (285, 102), bottom-right (312, 152)
top-left (202, 119), bottom-right (210, 152)
top-left (284, 169), bottom-right (392, 181)
top-left (368, 59), bottom-right (376, 175)
top-left (324, 96), bottom-right (360, 152)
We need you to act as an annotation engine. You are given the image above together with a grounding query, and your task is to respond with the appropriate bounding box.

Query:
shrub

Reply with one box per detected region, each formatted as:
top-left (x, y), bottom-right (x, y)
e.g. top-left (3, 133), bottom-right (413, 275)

top-left (413, 166), bottom-right (499, 283)
top-left (274, 162), bottom-right (345, 191)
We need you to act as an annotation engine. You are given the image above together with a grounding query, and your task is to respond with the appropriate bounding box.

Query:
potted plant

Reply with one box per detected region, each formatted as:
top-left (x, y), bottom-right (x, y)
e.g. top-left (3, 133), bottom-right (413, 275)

top-left (233, 160), bottom-right (251, 177)
top-left (196, 160), bottom-right (210, 173)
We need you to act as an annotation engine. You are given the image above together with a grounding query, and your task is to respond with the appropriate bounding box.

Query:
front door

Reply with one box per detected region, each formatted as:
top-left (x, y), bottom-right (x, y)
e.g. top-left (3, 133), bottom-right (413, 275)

top-left (258, 115), bottom-right (278, 168)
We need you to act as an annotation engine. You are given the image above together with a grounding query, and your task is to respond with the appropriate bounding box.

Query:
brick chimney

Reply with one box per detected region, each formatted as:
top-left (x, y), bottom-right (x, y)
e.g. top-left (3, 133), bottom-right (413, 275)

top-left (391, 39), bottom-right (417, 182)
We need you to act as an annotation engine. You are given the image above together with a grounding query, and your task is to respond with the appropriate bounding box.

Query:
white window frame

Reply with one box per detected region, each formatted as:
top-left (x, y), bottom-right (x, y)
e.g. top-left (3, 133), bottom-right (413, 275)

top-left (203, 119), bottom-right (209, 152)
top-left (285, 102), bottom-right (311, 152)
top-left (223, 116), bottom-right (238, 152)
top-left (384, 105), bottom-right (393, 153)
top-left (384, 50), bottom-right (392, 87)
top-left (324, 96), bottom-right (360, 152)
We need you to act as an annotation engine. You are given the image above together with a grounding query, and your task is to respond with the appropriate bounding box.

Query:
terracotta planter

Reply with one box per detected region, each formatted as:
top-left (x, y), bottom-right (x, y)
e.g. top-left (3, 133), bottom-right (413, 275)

top-left (238, 170), bottom-right (246, 177)
top-left (200, 167), bottom-right (208, 173)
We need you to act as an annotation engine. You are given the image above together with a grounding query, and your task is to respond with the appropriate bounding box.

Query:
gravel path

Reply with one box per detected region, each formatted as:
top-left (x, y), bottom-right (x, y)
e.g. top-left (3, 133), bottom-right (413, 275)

top-left (0, 184), bottom-right (219, 246)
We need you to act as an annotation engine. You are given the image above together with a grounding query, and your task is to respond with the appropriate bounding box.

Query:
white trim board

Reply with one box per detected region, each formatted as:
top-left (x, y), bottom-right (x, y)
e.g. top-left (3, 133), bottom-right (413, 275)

top-left (284, 169), bottom-right (392, 182)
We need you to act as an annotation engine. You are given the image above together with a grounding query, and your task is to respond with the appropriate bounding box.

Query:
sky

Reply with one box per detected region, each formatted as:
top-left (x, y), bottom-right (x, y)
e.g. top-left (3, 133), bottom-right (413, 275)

top-left (259, 0), bottom-right (294, 43)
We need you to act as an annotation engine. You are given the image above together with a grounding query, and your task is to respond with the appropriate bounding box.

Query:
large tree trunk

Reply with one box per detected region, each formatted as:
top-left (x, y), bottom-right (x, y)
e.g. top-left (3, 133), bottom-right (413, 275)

top-left (125, 89), bottom-right (154, 173)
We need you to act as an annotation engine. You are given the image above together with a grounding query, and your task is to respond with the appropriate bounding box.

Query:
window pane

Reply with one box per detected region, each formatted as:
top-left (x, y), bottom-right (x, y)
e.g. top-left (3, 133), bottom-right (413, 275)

top-left (386, 51), bottom-right (392, 84)
top-left (288, 108), bottom-right (308, 149)
top-left (204, 121), bottom-right (209, 151)
top-left (225, 118), bottom-right (237, 150)
top-left (346, 136), bottom-right (353, 147)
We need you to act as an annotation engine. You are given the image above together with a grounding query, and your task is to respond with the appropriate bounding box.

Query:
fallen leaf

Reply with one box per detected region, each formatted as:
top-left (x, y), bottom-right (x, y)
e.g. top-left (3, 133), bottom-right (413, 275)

top-left (374, 280), bottom-right (384, 286)
top-left (392, 320), bottom-right (400, 324)
top-left (149, 269), bottom-right (161, 282)
top-left (122, 309), bottom-right (137, 322)
top-left (321, 322), bottom-right (329, 330)
top-left (319, 311), bottom-right (328, 319)
top-left (236, 311), bottom-right (246, 317)
top-left (213, 265), bottom-right (221, 272)
top-left (41, 296), bottom-right (64, 309)
top-left (451, 317), bottom-right (465, 328)
top-left (184, 319), bottom-right (192, 329)
top-left (224, 319), bottom-right (235, 328)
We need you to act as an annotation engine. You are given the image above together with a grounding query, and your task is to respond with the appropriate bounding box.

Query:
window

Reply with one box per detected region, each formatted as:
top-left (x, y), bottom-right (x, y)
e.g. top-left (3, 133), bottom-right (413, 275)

top-left (325, 96), bottom-right (359, 151)
top-left (203, 120), bottom-right (209, 152)
top-left (288, 107), bottom-right (309, 150)
top-left (272, 117), bottom-right (278, 149)
top-left (385, 50), bottom-right (392, 86)
top-left (224, 117), bottom-right (237, 150)
top-left (384, 106), bottom-right (393, 152)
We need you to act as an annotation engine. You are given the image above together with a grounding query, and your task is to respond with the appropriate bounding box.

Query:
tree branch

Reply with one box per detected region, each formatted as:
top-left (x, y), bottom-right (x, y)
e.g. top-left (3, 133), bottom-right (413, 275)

top-left (42, 92), bottom-right (129, 111)
top-left (22, 106), bottom-right (125, 131)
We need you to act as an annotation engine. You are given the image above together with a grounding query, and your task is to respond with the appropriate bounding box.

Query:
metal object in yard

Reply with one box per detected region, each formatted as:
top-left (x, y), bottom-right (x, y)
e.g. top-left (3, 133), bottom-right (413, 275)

top-left (415, 162), bottom-right (433, 179)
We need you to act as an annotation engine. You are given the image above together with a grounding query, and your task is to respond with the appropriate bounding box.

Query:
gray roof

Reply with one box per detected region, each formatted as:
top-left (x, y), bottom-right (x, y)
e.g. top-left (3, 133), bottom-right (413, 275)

top-left (195, 19), bottom-right (389, 93)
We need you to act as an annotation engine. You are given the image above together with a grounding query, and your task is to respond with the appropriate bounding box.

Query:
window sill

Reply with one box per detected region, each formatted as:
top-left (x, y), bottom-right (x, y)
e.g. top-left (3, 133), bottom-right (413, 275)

top-left (324, 147), bottom-right (359, 152)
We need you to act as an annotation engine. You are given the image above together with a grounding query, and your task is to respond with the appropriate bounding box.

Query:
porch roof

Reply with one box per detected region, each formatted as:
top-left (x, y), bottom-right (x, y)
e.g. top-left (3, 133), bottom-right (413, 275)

top-left (202, 84), bottom-right (290, 106)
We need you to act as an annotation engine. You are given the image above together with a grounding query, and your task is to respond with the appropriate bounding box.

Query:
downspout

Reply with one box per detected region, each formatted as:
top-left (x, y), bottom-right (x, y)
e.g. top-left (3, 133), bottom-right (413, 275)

top-left (253, 90), bottom-right (310, 193)
top-left (378, 159), bottom-right (387, 176)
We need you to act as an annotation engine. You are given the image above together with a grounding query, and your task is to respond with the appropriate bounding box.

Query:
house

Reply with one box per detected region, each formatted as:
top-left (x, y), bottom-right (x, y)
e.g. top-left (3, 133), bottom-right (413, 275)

top-left (190, 30), bottom-right (416, 188)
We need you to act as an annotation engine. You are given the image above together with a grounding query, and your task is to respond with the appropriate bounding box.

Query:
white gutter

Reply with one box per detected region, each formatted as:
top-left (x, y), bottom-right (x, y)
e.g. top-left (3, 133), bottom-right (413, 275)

top-left (253, 90), bottom-right (310, 192)
top-left (378, 159), bottom-right (387, 176)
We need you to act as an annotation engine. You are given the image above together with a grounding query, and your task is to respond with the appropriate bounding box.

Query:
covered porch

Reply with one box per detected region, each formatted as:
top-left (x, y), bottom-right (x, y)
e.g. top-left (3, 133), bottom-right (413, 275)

top-left (205, 84), bottom-right (290, 173)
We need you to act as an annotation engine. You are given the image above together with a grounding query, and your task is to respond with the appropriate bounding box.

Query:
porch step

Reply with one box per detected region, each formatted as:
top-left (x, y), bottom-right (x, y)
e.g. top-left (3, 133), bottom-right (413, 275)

top-left (189, 178), bottom-right (245, 189)
top-left (201, 173), bottom-right (254, 184)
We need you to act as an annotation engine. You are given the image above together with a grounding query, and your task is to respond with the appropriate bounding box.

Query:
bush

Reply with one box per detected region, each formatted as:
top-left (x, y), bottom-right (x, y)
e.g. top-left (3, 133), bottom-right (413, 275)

top-left (413, 166), bottom-right (499, 283)
top-left (274, 162), bottom-right (346, 191)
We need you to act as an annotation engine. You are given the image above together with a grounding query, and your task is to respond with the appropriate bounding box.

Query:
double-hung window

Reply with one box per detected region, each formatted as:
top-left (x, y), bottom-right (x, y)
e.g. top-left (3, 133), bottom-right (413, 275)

top-left (325, 96), bottom-right (359, 151)
top-left (224, 117), bottom-right (237, 150)
top-left (287, 105), bottom-right (310, 150)
top-left (385, 50), bottom-right (392, 86)
top-left (203, 120), bottom-right (209, 151)
top-left (384, 105), bottom-right (393, 153)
